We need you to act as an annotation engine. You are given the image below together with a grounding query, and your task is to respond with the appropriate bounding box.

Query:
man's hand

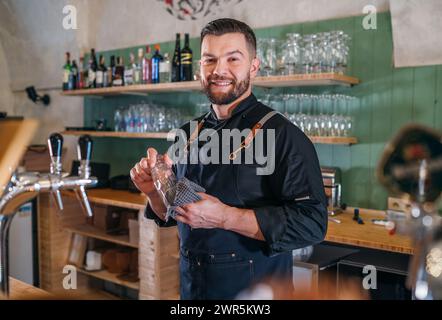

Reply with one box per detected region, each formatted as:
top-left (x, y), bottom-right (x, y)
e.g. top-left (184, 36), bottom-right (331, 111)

top-left (130, 148), bottom-right (173, 197)
top-left (130, 147), bottom-right (173, 221)
top-left (175, 192), bottom-right (265, 241)
top-left (175, 193), bottom-right (229, 229)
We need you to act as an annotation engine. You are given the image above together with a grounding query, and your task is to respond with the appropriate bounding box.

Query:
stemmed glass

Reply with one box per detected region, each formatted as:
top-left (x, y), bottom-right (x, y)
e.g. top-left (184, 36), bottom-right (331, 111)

top-left (265, 38), bottom-right (278, 76)
top-left (284, 33), bottom-right (303, 75)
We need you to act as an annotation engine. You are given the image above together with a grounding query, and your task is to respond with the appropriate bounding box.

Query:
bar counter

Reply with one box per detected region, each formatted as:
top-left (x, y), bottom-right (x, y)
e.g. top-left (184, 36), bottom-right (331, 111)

top-left (326, 208), bottom-right (413, 255)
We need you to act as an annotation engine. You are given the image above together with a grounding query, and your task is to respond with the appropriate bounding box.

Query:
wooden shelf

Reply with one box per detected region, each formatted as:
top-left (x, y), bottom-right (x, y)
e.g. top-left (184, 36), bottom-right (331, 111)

top-left (78, 289), bottom-right (122, 300)
top-left (309, 136), bottom-right (358, 145)
top-left (66, 224), bottom-right (138, 248)
top-left (62, 130), bottom-right (357, 145)
top-left (60, 73), bottom-right (359, 96)
top-left (61, 130), bottom-right (170, 139)
top-left (61, 81), bottom-right (201, 96)
top-left (77, 268), bottom-right (139, 290)
top-left (61, 188), bottom-right (147, 210)
top-left (254, 73), bottom-right (359, 88)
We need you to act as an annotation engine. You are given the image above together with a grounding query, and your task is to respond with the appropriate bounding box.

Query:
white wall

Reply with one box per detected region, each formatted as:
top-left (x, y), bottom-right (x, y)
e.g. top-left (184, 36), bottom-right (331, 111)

top-left (91, 0), bottom-right (389, 51)
top-left (0, 0), bottom-right (89, 91)
top-left (390, 0), bottom-right (442, 67)
top-left (0, 0), bottom-right (85, 161)
top-left (0, 42), bottom-right (13, 116)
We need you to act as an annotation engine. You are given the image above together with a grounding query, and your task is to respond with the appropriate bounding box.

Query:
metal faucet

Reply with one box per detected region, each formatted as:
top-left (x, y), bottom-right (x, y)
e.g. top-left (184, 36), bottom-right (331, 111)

top-left (0, 134), bottom-right (97, 297)
top-left (387, 159), bottom-right (442, 300)
top-left (378, 124), bottom-right (442, 300)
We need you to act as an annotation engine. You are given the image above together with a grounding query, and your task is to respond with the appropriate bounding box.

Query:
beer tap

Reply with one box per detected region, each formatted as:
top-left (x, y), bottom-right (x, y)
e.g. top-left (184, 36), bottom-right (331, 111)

top-left (377, 124), bottom-right (442, 300)
top-left (48, 133), bottom-right (64, 211)
top-left (0, 133), bottom-right (97, 297)
top-left (75, 135), bottom-right (94, 217)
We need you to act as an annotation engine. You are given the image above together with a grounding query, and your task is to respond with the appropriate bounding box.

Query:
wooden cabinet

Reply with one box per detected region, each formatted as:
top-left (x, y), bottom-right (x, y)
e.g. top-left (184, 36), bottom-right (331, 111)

top-left (38, 189), bottom-right (179, 300)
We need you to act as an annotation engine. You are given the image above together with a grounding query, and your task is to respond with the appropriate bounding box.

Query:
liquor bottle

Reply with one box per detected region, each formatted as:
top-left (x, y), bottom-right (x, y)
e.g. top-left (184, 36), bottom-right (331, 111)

top-left (68, 60), bottom-right (78, 90)
top-left (96, 55), bottom-right (104, 88)
top-left (151, 44), bottom-right (163, 84)
top-left (100, 56), bottom-right (109, 87)
top-left (133, 48), bottom-right (143, 85)
top-left (88, 48), bottom-right (98, 88)
top-left (171, 33), bottom-right (181, 82)
top-left (77, 55), bottom-right (85, 89)
top-left (180, 34), bottom-right (193, 81)
top-left (142, 46), bottom-right (152, 84)
top-left (113, 56), bottom-right (124, 86)
top-left (159, 53), bottom-right (171, 83)
top-left (109, 55), bottom-right (116, 86)
top-left (62, 52), bottom-right (71, 91)
top-left (124, 52), bottom-right (135, 86)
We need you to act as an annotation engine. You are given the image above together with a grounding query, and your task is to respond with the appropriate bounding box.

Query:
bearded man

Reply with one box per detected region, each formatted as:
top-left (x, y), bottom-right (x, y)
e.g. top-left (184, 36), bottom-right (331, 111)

top-left (131, 18), bottom-right (328, 300)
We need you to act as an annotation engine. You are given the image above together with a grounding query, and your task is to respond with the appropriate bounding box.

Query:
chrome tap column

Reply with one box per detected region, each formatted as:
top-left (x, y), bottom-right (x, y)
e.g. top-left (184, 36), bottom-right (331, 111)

top-left (377, 124), bottom-right (442, 300)
top-left (0, 134), bottom-right (97, 297)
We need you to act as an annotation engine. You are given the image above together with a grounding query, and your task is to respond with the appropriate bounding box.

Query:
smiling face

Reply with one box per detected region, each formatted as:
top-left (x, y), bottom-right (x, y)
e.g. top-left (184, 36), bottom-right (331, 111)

top-left (200, 33), bottom-right (260, 106)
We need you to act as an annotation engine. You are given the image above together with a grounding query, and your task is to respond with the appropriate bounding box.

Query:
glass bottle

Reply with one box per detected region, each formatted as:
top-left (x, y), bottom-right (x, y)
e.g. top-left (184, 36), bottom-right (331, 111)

top-left (68, 60), bottom-right (78, 90)
top-left (180, 33), bottom-right (193, 81)
top-left (124, 52), bottom-right (135, 86)
top-left (142, 46), bottom-right (152, 84)
top-left (96, 55), bottom-right (104, 88)
top-left (151, 44), bottom-right (163, 84)
top-left (77, 55), bottom-right (85, 89)
top-left (62, 52), bottom-right (71, 91)
top-left (171, 33), bottom-right (181, 82)
top-left (113, 56), bottom-right (124, 86)
top-left (159, 52), bottom-right (171, 83)
top-left (88, 48), bottom-right (98, 88)
top-left (133, 48), bottom-right (143, 85)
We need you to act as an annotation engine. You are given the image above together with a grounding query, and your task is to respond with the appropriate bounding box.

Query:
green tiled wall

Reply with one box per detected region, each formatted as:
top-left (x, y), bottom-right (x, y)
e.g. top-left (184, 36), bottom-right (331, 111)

top-left (84, 12), bottom-right (442, 210)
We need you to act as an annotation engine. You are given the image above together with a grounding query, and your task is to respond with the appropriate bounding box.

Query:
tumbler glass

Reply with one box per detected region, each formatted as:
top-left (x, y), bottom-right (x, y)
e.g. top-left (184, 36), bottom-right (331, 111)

top-left (151, 154), bottom-right (177, 209)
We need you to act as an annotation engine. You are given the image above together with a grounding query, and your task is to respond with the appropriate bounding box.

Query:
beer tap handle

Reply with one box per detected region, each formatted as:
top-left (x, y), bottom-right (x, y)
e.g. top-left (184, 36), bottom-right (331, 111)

top-left (76, 135), bottom-right (94, 217)
top-left (77, 135), bottom-right (93, 179)
top-left (48, 133), bottom-right (63, 173)
top-left (77, 135), bottom-right (92, 162)
top-left (48, 133), bottom-right (63, 159)
top-left (47, 133), bottom-right (64, 211)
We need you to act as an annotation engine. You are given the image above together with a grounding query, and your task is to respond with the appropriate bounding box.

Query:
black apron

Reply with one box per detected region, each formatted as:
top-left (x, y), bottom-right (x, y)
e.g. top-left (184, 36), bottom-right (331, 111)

top-left (175, 97), bottom-right (292, 300)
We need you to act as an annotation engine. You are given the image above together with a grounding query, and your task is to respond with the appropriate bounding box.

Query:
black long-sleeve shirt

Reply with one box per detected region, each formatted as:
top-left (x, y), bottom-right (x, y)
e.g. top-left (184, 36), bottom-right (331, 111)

top-left (145, 93), bottom-right (328, 257)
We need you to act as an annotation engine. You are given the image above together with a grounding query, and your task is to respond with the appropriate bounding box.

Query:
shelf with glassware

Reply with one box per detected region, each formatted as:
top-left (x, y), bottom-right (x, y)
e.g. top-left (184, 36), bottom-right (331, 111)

top-left (60, 73), bottom-right (359, 96)
top-left (61, 130), bottom-right (358, 145)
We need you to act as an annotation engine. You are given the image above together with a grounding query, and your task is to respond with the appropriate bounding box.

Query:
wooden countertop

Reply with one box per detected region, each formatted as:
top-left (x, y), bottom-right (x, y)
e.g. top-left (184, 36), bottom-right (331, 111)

top-left (8, 278), bottom-right (118, 300)
top-left (57, 190), bottom-right (414, 255)
top-left (7, 278), bottom-right (52, 300)
top-left (325, 208), bottom-right (414, 255)
top-left (61, 188), bottom-right (147, 210)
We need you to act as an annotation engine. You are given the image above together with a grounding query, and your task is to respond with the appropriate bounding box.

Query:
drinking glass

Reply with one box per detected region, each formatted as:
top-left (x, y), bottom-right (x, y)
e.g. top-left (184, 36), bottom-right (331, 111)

top-left (151, 154), bottom-right (177, 209)
top-left (265, 38), bottom-right (278, 75)
top-left (282, 33), bottom-right (303, 75)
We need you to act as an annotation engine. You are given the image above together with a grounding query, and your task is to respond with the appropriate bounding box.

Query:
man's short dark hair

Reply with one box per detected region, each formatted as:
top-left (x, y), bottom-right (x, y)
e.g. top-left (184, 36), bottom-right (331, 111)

top-left (200, 18), bottom-right (257, 57)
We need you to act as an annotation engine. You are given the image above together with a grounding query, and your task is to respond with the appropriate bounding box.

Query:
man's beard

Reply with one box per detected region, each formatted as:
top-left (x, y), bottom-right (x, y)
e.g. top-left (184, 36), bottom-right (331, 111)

top-left (202, 74), bottom-right (250, 105)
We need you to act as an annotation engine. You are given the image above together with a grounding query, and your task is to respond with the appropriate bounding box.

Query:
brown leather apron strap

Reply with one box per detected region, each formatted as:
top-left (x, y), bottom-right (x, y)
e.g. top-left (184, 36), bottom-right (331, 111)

top-left (184, 110), bottom-right (280, 160)
top-left (229, 111), bottom-right (279, 160)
